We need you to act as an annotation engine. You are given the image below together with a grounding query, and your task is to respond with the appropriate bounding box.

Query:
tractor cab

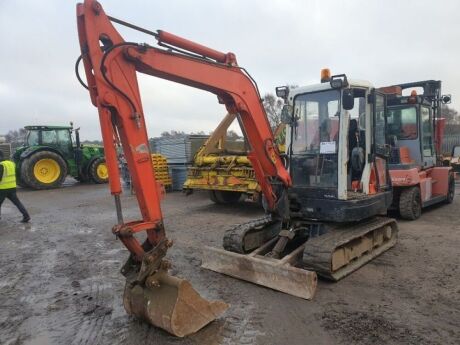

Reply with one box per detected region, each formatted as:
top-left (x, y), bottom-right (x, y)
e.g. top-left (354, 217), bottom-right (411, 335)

top-left (279, 70), bottom-right (392, 222)
top-left (13, 124), bottom-right (107, 189)
top-left (24, 125), bottom-right (76, 161)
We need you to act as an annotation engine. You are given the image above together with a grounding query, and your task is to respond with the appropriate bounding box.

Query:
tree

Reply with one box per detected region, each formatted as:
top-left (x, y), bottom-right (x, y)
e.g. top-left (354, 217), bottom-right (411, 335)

top-left (262, 93), bottom-right (284, 130)
top-left (160, 130), bottom-right (186, 138)
top-left (226, 130), bottom-right (241, 140)
top-left (5, 128), bottom-right (27, 144)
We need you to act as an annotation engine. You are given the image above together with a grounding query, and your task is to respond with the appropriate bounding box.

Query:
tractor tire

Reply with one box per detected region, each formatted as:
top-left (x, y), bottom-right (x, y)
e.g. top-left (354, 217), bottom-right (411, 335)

top-left (89, 158), bottom-right (109, 184)
top-left (211, 190), bottom-right (243, 204)
top-left (21, 151), bottom-right (67, 189)
top-left (399, 186), bottom-right (422, 220)
top-left (445, 174), bottom-right (455, 204)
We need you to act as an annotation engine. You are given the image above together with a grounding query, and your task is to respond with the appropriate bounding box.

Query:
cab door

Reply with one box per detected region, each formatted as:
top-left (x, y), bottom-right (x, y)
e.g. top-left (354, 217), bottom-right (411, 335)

top-left (420, 106), bottom-right (436, 168)
top-left (373, 91), bottom-right (390, 191)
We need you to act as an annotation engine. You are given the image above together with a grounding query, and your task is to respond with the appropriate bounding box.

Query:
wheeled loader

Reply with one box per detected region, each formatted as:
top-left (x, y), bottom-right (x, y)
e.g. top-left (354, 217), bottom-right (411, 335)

top-left (76, 0), bottom-right (397, 337)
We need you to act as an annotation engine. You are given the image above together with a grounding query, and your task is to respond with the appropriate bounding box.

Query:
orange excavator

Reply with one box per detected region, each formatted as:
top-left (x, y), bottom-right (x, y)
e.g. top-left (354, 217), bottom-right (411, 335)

top-left (76, 0), bottom-right (289, 337)
top-left (76, 0), bottom-right (397, 337)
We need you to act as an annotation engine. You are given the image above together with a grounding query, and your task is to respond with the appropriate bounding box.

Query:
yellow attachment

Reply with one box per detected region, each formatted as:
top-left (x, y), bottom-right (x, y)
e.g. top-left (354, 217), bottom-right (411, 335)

top-left (96, 162), bottom-right (108, 180)
top-left (33, 158), bottom-right (61, 184)
top-left (184, 166), bottom-right (260, 194)
top-left (195, 155), bottom-right (251, 166)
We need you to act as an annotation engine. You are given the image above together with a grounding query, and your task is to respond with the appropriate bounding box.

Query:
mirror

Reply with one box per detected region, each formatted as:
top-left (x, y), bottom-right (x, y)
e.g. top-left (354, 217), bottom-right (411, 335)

top-left (342, 88), bottom-right (354, 110)
top-left (442, 94), bottom-right (451, 104)
top-left (280, 105), bottom-right (293, 124)
top-left (276, 86), bottom-right (289, 101)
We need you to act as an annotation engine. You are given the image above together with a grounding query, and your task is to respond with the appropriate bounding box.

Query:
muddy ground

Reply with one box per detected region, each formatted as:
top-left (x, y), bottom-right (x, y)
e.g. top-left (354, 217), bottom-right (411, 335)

top-left (0, 180), bottom-right (459, 345)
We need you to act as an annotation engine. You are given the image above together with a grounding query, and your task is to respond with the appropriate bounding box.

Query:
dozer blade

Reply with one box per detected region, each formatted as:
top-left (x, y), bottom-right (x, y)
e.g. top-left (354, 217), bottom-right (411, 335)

top-left (202, 238), bottom-right (317, 299)
top-left (123, 271), bottom-right (228, 337)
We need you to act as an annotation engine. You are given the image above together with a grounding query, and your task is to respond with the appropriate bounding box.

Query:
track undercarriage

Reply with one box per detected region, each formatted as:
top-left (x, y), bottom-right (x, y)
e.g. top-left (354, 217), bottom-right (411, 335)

top-left (202, 215), bottom-right (398, 298)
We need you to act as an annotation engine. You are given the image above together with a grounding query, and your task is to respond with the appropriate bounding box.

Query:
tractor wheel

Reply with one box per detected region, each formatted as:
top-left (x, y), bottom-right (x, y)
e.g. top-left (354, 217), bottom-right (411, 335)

top-left (89, 158), bottom-right (109, 184)
top-left (21, 151), bottom-right (67, 189)
top-left (211, 190), bottom-right (243, 204)
top-left (399, 186), bottom-right (422, 220)
top-left (445, 174), bottom-right (455, 204)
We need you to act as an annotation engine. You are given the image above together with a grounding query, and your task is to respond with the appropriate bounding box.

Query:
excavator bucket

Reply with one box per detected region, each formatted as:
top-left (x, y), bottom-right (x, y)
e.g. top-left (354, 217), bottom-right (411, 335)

top-left (123, 271), bottom-right (228, 337)
top-left (202, 238), bottom-right (317, 300)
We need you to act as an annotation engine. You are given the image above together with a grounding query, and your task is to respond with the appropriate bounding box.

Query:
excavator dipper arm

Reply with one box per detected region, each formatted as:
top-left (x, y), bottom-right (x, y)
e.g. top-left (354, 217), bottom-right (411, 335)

top-left (76, 0), bottom-right (290, 337)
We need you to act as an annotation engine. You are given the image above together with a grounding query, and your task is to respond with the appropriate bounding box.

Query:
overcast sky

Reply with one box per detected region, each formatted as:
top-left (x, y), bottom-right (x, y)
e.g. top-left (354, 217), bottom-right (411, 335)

top-left (1, 0), bottom-right (459, 140)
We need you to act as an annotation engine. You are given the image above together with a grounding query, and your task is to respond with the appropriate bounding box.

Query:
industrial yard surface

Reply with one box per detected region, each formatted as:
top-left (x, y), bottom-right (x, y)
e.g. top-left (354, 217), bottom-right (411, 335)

top-left (1, 181), bottom-right (459, 345)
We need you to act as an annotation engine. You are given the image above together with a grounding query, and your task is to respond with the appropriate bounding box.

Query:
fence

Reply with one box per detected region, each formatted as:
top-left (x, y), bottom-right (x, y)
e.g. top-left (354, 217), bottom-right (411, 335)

top-left (442, 124), bottom-right (460, 154)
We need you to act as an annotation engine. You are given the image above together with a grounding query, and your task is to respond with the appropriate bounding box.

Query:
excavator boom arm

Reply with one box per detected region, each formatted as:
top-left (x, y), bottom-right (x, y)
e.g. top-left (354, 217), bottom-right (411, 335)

top-left (77, 0), bottom-right (290, 258)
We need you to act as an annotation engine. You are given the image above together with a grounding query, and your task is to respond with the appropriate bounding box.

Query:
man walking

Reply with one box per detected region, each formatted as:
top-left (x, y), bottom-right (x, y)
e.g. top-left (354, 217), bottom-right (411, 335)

top-left (0, 151), bottom-right (30, 222)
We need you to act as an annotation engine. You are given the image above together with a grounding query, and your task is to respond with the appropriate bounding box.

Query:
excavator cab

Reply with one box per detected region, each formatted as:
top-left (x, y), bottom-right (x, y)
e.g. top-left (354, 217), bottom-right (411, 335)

top-left (285, 71), bottom-right (393, 222)
top-left (204, 72), bottom-right (398, 296)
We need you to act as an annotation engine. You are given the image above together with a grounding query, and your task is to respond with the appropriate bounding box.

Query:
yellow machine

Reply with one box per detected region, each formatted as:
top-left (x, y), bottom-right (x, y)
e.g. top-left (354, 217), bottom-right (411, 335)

top-left (184, 113), bottom-right (285, 204)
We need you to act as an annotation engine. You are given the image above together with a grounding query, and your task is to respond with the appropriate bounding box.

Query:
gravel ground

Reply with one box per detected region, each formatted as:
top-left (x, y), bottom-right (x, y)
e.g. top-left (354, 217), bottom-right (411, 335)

top-left (0, 180), bottom-right (459, 345)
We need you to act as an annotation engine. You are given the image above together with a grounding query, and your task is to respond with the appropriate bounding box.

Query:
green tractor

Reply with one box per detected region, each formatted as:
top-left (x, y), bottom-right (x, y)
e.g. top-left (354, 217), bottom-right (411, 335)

top-left (12, 125), bottom-right (108, 189)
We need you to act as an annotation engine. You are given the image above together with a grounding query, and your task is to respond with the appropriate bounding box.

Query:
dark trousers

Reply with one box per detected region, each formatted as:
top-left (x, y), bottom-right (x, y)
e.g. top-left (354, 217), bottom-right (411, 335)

top-left (0, 188), bottom-right (29, 218)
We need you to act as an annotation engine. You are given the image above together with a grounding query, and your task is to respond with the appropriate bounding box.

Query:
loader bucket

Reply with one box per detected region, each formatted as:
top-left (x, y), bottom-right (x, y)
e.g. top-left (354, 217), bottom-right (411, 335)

top-left (202, 243), bottom-right (317, 299)
top-left (123, 271), bottom-right (228, 337)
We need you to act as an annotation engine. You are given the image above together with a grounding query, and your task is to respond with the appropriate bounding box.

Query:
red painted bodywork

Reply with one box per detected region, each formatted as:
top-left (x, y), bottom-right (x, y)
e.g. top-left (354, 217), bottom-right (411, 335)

top-left (389, 167), bottom-right (451, 204)
top-left (76, 0), bottom-right (290, 260)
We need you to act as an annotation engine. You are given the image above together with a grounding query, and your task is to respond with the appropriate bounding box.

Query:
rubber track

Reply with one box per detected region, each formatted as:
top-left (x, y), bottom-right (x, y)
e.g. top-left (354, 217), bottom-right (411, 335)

top-left (223, 215), bottom-right (274, 253)
top-left (302, 217), bottom-right (398, 281)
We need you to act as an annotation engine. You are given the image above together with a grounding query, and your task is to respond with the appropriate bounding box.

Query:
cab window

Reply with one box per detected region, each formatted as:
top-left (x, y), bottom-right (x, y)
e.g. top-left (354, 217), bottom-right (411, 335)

top-left (42, 130), bottom-right (58, 145)
top-left (387, 106), bottom-right (417, 140)
top-left (421, 106), bottom-right (433, 157)
top-left (56, 129), bottom-right (72, 145)
top-left (27, 130), bottom-right (40, 146)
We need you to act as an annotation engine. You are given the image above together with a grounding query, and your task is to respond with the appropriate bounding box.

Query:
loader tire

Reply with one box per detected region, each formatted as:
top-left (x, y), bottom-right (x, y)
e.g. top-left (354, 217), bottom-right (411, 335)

top-left (89, 158), bottom-right (109, 184)
top-left (445, 174), bottom-right (455, 204)
top-left (211, 190), bottom-right (242, 204)
top-left (21, 151), bottom-right (67, 189)
top-left (399, 186), bottom-right (421, 220)
top-left (209, 190), bottom-right (219, 203)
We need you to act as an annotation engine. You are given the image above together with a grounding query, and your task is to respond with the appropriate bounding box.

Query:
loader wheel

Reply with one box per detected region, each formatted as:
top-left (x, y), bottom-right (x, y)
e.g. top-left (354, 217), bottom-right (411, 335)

top-left (209, 190), bottom-right (219, 203)
top-left (209, 190), bottom-right (242, 204)
top-left (445, 174), bottom-right (455, 204)
top-left (211, 190), bottom-right (242, 204)
top-left (399, 186), bottom-right (421, 220)
top-left (89, 158), bottom-right (109, 184)
top-left (21, 151), bottom-right (67, 189)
